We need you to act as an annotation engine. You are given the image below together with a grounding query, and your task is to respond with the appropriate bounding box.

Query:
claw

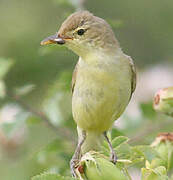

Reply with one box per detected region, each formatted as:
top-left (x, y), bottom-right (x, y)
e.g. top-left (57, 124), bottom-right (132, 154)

top-left (110, 149), bottom-right (117, 164)
top-left (70, 130), bottom-right (86, 177)
top-left (70, 158), bottom-right (79, 178)
top-left (103, 131), bottom-right (118, 165)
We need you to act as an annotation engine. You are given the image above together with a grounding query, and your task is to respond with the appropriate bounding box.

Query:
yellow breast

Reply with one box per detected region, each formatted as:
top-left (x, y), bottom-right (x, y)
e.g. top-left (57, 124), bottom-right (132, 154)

top-left (72, 55), bottom-right (132, 133)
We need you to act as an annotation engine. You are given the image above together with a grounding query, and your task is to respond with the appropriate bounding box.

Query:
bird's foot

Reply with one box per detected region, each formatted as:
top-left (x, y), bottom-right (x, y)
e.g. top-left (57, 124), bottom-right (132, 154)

top-left (70, 130), bottom-right (86, 177)
top-left (70, 158), bottom-right (79, 178)
top-left (103, 131), bottom-right (118, 165)
top-left (110, 149), bottom-right (117, 164)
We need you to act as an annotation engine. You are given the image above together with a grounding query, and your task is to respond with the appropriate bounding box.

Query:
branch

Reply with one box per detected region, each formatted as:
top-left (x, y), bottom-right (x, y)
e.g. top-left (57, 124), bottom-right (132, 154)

top-left (78, 0), bottom-right (85, 10)
top-left (128, 120), bottom-right (173, 144)
top-left (6, 90), bottom-right (75, 142)
top-left (74, 0), bottom-right (86, 10)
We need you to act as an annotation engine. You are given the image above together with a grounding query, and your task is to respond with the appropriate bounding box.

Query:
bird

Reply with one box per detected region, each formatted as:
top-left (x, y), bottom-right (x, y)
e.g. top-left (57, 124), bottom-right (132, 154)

top-left (41, 11), bottom-right (136, 177)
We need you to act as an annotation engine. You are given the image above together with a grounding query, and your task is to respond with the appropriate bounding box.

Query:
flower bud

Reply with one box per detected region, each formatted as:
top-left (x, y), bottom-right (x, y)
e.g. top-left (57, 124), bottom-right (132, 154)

top-left (153, 87), bottom-right (173, 116)
top-left (75, 151), bottom-right (128, 180)
top-left (148, 133), bottom-right (173, 171)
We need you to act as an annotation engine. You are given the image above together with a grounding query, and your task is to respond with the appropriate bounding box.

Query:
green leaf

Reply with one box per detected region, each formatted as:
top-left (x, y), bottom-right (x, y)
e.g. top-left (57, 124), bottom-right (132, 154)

top-left (112, 136), bottom-right (129, 149)
top-left (0, 57), bottom-right (14, 79)
top-left (14, 84), bottom-right (35, 97)
top-left (32, 173), bottom-right (76, 180)
top-left (116, 142), bottom-right (132, 160)
top-left (151, 139), bottom-right (173, 171)
top-left (132, 145), bottom-right (158, 163)
top-left (153, 166), bottom-right (167, 175)
top-left (26, 116), bottom-right (42, 125)
top-left (111, 128), bottom-right (125, 139)
top-left (140, 102), bottom-right (156, 119)
top-left (82, 152), bottom-right (128, 180)
top-left (141, 166), bottom-right (168, 180)
top-left (101, 135), bottom-right (129, 156)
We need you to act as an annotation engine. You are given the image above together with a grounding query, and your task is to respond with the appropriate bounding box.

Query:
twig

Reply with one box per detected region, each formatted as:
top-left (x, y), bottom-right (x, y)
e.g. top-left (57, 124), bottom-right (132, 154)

top-left (78, 0), bottom-right (85, 10)
top-left (128, 120), bottom-right (173, 144)
top-left (124, 167), bottom-right (132, 180)
top-left (6, 90), bottom-right (75, 142)
top-left (74, 0), bottom-right (86, 10)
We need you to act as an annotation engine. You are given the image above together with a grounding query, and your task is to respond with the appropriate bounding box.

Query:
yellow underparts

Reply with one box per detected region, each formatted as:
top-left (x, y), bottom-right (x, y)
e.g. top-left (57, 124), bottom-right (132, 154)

top-left (72, 54), bottom-right (132, 153)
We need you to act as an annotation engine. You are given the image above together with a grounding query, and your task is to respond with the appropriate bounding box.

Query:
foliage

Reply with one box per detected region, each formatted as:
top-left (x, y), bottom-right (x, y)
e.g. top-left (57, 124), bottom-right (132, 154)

top-left (32, 173), bottom-right (75, 180)
top-left (0, 0), bottom-right (173, 180)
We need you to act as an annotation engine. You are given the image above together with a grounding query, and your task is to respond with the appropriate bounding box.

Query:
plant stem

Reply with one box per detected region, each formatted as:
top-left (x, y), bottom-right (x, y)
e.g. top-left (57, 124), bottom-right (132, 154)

top-left (124, 167), bottom-right (132, 180)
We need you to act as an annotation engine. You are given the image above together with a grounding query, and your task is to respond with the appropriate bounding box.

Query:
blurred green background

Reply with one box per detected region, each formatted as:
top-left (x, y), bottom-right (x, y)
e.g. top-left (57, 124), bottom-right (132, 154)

top-left (0, 0), bottom-right (173, 179)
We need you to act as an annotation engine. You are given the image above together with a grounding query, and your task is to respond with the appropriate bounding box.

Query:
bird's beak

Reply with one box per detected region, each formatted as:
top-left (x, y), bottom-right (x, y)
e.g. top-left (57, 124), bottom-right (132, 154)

top-left (40, 34), bottom-right (65, 45)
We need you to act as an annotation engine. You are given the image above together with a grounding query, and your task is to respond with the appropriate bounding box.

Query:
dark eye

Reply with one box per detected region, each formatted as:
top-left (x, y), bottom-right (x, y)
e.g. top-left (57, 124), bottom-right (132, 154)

top-left (77, 29), bottom-right (85, 36)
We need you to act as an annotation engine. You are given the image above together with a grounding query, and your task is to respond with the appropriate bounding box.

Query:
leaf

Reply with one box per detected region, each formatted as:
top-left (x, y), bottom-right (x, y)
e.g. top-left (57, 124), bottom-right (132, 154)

top-left (0, 57), bottom-right (14, 79)
top-left (141, 166), bottom-right (168, 180)
top-left (116, 142), bottom-right (132, 160)
top-left (140, 102), bottom-right (156, 119)
top-left (112, 136), bottom-right (129, 149)
top-left (111, 128), bottom-right (125, 139)
top-left (31, 173), bottom-right (76, 180)
top-left (153, 166), bottom-right (167, 175)
top-left (81, 152), bottom-right (128, 180)
top-left (14, 84), bottom-right (35, 96)
top-left (132, 145), bottom-right (158, 163)
top-left (102, 136), bottom-right (131, 161)
top-left (101, 134), bottom-right (128, 156)
top-left (26, 116), bottom-right (42, 125)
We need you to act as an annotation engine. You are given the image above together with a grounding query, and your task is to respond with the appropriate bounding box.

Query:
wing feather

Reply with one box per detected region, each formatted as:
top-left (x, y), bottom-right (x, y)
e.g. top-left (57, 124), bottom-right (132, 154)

top-left (71, 60), bottom-right (79, 94)
top-left (127, 56), bottom-right (136, 97)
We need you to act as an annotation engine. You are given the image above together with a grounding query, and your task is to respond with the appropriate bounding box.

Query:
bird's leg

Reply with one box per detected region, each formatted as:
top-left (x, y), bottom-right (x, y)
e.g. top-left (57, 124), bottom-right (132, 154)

top-left (103, 131), bottom-right (117, 164)
top-left (70, 130), bottom-right (86, 178)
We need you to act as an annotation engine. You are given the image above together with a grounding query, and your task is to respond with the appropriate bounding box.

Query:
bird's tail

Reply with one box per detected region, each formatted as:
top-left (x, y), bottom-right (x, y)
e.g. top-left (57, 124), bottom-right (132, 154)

top-left (77, 127), bottom-right (104, 154)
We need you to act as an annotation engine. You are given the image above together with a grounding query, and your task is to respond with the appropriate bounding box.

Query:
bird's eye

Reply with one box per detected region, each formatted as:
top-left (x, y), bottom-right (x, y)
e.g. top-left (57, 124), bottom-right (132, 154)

top-left (77, 29), bottom-right (85, 36)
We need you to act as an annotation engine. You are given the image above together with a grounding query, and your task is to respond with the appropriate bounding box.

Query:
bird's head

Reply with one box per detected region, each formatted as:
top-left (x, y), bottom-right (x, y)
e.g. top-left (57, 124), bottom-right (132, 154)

top-left (41, 11), bottom-right (119, 58)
